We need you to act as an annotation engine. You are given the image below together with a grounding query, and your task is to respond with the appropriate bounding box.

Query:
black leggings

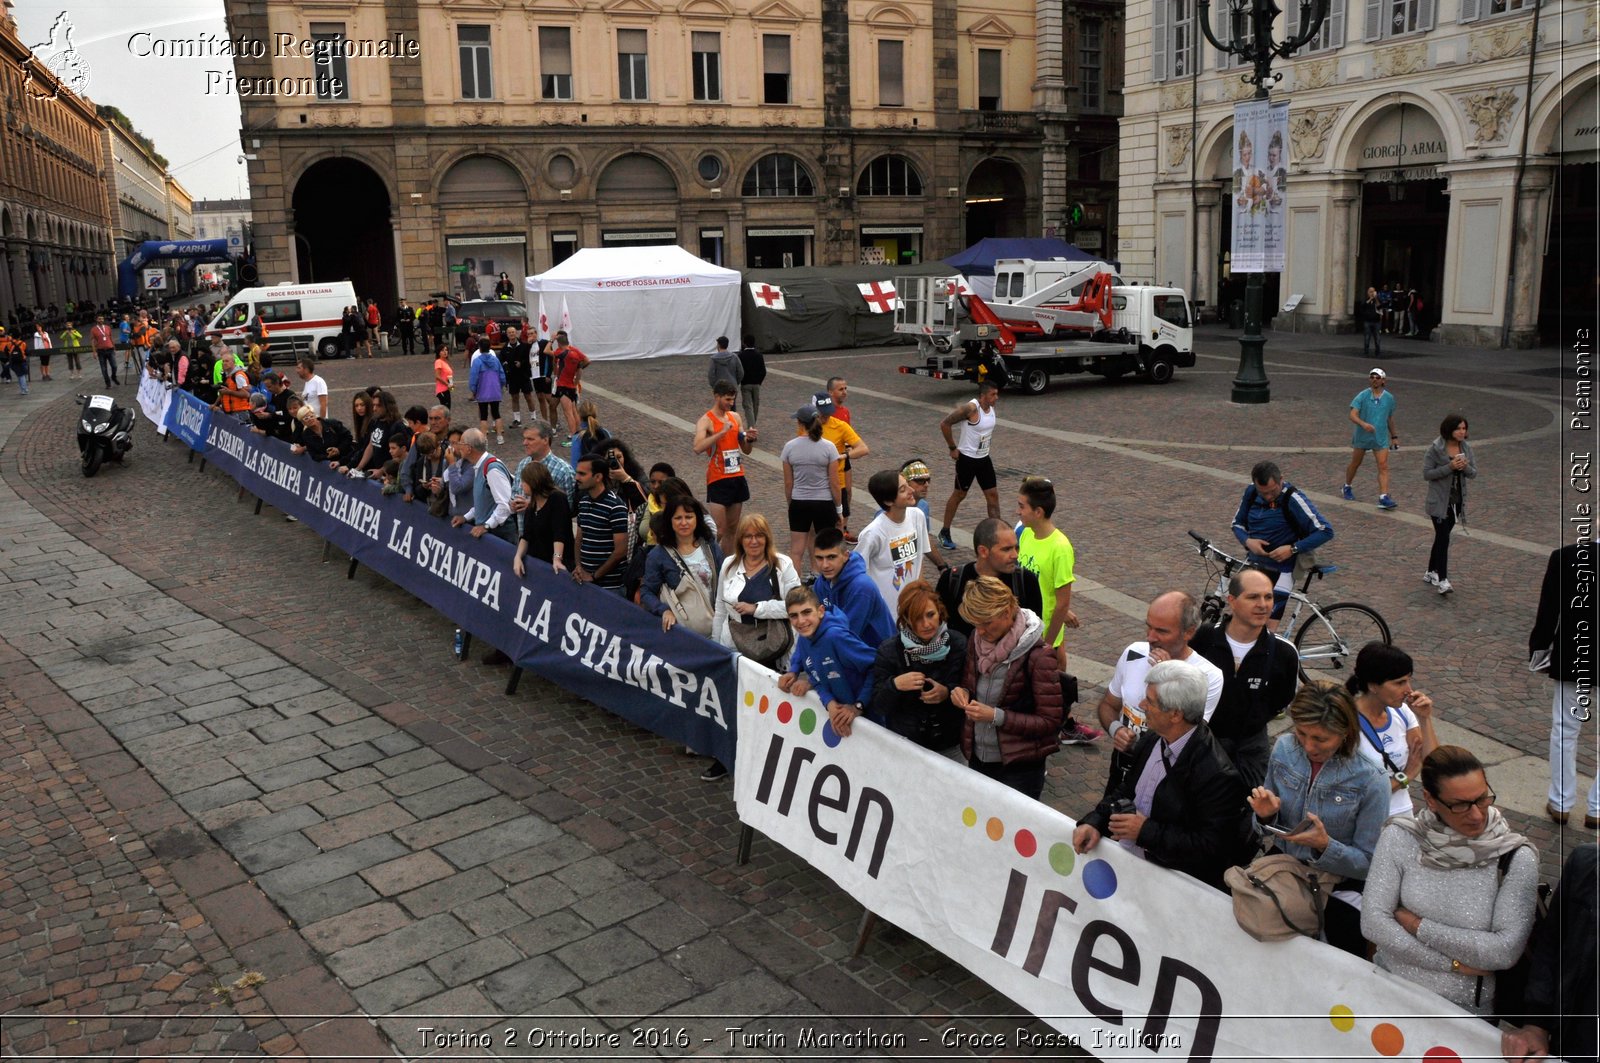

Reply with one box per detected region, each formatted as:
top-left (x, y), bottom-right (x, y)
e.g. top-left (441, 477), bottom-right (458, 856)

top-left (478, 400), bottom-right (500, 420)
top-left (1427, 513), bottom-right (1455, 579)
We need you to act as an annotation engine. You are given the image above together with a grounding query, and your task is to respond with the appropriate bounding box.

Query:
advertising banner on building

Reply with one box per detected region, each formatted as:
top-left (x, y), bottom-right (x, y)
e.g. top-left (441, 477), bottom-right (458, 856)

top-left (734, 659), bottom-right (1501, 1061)
top-left (445, 235), bottom-right (527, 302)
top-left (157, 408), bottom-right (738, 769)
top-left (1230, 100), bottom-right (1289, 273)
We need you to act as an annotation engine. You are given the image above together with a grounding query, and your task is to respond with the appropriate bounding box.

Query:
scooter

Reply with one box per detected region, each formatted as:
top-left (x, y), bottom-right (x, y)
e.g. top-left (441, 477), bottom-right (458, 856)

top-left (76, 392), bottom-right (135, 477)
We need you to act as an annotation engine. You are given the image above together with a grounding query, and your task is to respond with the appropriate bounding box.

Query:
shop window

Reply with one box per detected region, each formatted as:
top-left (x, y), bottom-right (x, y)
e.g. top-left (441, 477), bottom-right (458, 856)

top-left (857, 154), bottom-right (923, 196)
top-left (617, 28), bottom-right (649, 101)
top-left (741, 153), bottom-right (815, 196)
top-left (978, 48), bottom-right (1002, 110)
top-left (763, 35), bottom-right (791, 105)
top-left (692, 32), bottom-right (721, 102)
top-left (458, 25), bottom-right (493, 100)
top-left (878, 40), bottom-right (904, 107)
top-left (540, 27), bottom-right (573, 100)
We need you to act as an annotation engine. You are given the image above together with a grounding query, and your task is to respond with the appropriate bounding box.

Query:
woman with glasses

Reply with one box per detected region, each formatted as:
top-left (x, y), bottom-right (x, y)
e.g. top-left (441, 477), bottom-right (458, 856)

top-left (1248, 680), bottom-right (1390, 955)
top-left (1361, 746), bottom-right (1539, 1016)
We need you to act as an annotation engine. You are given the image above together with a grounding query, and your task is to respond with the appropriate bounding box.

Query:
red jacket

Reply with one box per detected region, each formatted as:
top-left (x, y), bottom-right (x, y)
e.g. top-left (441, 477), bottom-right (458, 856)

top-left (959, 639), bottom-right (1063, 764)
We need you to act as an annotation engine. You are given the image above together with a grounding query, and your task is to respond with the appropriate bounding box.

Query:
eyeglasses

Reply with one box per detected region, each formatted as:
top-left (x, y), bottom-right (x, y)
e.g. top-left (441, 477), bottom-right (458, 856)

top-left (1369, 373), bottom-right (1384, 379)
top-left (909, 477), bottom-right (931, 484)
top-left (1434, 789), bottom-right (1495, 814)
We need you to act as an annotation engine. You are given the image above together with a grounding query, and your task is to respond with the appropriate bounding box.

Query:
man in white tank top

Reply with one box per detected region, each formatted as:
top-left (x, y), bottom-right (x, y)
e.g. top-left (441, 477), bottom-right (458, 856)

top-left (935, 381), bottom-right (1000, 551)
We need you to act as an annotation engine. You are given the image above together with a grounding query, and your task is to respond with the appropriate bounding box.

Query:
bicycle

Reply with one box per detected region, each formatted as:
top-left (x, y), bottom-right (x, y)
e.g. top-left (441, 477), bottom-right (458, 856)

top-left (1186, 530), bottom-right (1391, 683)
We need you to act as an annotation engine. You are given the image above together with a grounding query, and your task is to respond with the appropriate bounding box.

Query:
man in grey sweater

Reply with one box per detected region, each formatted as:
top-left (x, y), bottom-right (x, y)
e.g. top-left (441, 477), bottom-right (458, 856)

top-left (707, 335), bottom-right (743, 395)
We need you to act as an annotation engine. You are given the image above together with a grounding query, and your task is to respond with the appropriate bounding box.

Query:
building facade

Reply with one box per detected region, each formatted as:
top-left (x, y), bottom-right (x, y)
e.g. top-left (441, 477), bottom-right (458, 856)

top-left (224, 0), bottom-right (1075, 312)
top-left (1118, 0), bottom-right (1595, 345)
top-left (0, 19), bottom-right (116, 313)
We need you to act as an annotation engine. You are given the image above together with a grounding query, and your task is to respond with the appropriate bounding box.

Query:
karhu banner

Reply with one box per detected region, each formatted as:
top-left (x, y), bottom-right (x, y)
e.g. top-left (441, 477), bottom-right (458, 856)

top-left (733, 660), bottom-right (1501, 1061)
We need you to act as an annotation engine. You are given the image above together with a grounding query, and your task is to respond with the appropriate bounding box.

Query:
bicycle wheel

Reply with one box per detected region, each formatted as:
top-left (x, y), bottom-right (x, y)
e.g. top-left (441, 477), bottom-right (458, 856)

top-left (1293, 602), bottom-right (1391, 683)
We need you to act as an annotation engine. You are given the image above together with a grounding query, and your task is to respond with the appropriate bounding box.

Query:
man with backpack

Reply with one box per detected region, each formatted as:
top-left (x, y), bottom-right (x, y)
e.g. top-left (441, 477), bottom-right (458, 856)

top-left (1231, 459), bottom-right (1336, 626)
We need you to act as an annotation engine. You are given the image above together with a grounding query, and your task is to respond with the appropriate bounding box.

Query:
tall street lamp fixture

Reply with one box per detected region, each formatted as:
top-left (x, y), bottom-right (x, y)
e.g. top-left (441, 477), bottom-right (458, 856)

top-left (1198, 0), bottom-right (1328, 403)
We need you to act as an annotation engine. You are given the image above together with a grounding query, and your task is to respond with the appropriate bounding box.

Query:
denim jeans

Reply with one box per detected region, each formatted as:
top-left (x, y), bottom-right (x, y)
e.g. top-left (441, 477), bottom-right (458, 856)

top-left (1427, 513), bottom-right (1455, 579)
top-left (1363, 322), bottom-right (1381, 356)
top-left (1549, 679), bottom-right (1599, 816)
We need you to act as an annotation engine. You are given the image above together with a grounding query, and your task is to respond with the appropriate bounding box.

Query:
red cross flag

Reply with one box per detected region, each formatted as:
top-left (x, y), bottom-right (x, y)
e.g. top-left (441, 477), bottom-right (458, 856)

top-left (749, 282), bottom-right (786, 310)
top-left (857, 280), bottom-right (899, 313)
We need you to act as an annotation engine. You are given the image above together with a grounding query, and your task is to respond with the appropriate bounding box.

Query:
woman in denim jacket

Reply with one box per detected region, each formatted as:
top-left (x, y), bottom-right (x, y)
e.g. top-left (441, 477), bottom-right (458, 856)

top-left (1248, 680), bottom-right (1390, 955)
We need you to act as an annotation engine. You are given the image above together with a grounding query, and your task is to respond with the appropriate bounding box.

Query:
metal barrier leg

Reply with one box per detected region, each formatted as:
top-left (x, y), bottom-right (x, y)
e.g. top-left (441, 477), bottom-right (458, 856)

top-left (321, 540), bottom-right (334, 564)
top-left (347, 558), bottom-right (359, 580)
top-left (458, 633), bottom-right (473, 662)
top-left (505, 667), bottom-right (522, 695)
top-left (254, 498), bottom-right (263, 515)
top-left (736, 824), bottom-right (755, 865)
top-left (851, 910), bottom-right (880, 959)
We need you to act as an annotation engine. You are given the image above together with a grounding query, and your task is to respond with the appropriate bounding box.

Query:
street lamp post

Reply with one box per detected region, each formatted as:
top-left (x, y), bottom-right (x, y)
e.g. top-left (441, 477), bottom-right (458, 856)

top-left (1198, 0), bottom-right (1328, 404)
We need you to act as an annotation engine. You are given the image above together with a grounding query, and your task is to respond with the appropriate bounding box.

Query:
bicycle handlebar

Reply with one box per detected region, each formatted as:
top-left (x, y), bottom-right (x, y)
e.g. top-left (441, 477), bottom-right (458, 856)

top-left (1187, 529), bottom-right (1207, 546)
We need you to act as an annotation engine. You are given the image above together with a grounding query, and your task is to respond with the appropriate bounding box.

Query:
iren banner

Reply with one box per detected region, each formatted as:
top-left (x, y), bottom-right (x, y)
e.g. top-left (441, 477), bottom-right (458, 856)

top-left (733, 660), bottom-right (1500, 1062)
top-left (172, 410), bottom-right (737, 768)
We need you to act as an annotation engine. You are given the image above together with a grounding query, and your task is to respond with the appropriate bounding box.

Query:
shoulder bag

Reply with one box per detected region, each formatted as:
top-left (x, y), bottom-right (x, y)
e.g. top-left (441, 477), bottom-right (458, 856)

top-left (660, 549), bottom-right (715, 637)
top-left (726, 558), bottom-right (794, 667)
top-left (1224, 850), bottom-right (1343, 942)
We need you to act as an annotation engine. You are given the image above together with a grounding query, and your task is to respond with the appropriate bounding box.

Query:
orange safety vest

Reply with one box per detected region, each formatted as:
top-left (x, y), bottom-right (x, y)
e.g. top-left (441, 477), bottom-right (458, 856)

top-left (219, 367), bottom-right (251, 413)
top-left (704, 409), bottom-right (746, 486)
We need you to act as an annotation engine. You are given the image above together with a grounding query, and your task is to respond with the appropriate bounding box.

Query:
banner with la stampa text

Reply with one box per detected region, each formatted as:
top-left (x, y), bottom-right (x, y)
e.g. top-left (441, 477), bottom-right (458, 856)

top-left (158, 407), bottom-right (738, 769)
top-left (733, 659), bottom-right (1502, 1062)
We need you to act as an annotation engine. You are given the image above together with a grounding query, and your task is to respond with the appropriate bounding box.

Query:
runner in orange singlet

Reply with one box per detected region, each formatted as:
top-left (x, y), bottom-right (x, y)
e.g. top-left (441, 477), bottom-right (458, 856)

top-left (693, 380), bottom-right (756, 558)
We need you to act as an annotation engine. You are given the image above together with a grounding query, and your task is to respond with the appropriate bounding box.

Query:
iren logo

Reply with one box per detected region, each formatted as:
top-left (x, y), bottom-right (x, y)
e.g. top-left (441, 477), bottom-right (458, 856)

top-left (752, 730), bottom-right (893, 878)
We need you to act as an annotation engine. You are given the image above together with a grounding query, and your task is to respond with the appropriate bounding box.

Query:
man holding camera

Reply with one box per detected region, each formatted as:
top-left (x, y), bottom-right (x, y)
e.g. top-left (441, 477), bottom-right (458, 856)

top-left (1072, 659), bottom-right (1252, 891)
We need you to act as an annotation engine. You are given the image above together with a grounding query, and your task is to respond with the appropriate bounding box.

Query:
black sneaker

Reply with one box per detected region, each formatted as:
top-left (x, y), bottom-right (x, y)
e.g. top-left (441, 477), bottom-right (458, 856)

top-left (699, 760), bottom-right (729, 781)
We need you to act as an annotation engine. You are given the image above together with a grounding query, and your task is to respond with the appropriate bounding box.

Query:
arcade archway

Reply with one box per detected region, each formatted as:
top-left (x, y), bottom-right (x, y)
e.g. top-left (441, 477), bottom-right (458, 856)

top-left (964, 158), bottom-right (1027, 243)
top-left (292, 158), bottom-right (396, 311)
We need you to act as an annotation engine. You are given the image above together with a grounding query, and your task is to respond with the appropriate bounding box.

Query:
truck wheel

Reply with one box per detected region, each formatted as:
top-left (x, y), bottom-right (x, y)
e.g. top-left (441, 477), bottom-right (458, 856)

top-left (1145, 350), bottom-right (1176, 384)
top-left (318, 337), bottom-right (341, 360)
top-left (1022, 367), bottom-right (1049, 395)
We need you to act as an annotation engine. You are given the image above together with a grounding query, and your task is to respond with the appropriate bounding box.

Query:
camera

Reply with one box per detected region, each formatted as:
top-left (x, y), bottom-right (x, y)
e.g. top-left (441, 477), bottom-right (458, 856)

top-left (1096, 798), bottom-right (1136, 820)
top-left (606, 453), bottom-right (622, 471)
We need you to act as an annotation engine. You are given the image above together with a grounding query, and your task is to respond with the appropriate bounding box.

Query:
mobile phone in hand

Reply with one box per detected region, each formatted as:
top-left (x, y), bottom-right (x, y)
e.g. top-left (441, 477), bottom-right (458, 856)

top-left (1262, 817), bottom-right (1314, 837)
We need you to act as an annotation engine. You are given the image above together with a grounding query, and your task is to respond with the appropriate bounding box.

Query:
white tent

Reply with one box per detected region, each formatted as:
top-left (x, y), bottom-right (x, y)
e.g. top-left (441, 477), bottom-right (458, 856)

top-left (524, 246), bottom-right (741, 361)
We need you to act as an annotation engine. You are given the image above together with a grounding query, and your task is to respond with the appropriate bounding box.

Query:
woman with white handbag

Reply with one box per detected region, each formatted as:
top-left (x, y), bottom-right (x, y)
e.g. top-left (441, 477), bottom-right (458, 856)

top-left (639, 495), bottom-right (723, 636)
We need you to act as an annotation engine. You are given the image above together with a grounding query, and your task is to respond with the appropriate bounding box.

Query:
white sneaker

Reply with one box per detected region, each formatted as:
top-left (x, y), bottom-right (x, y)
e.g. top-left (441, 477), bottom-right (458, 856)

top-left (1423, 571), bottom-right (1439, 585)
top-left (496, 432), bottom-right (505, 444)
top-left (1436, 578), bottom-right (1453, 595)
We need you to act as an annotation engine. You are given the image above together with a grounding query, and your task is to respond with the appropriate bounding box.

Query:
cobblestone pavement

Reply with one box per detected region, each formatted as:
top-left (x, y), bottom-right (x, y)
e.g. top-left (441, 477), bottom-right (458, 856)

top-left (0, 320), bottom-right (1591, 1059)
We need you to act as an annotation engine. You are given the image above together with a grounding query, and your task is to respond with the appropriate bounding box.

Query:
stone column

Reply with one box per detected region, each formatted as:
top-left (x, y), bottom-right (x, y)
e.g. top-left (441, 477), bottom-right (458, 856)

top-left (1194, 184), bottom-right (1219, 312)
top-left (1326, 174), bottom-right (1362, 331)
top-left (1505, 161), bottom-right (1555, 348)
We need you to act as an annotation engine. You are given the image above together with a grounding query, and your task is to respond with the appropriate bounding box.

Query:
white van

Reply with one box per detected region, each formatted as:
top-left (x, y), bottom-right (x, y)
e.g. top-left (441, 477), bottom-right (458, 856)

top-left (206, 281), bottom-right (358, 360)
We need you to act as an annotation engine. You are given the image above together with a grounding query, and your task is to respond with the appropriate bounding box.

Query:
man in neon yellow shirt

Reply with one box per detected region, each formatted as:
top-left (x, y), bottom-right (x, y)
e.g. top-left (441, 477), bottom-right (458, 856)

top-left (1016, 475), bottom-right (1101, 745)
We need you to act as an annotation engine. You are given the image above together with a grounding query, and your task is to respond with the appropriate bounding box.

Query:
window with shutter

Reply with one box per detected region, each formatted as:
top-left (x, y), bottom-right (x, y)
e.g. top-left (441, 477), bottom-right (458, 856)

top-left (1153, 0), bottom-right (1169, 81)
top-left (458, 25), bottom-right (493, 100)
top-left (763, 35), bottom-right (791, 104)
top-left (692, 32), bottom-right (721, 101)
top-left (878, 40), bottom-right (904, 106)
top-left (618, 28), bottom-right (649, 101)
top-left (539, 27), bottom-right (573, 100)
top-left (978, 48), bottom-right (1003, 110)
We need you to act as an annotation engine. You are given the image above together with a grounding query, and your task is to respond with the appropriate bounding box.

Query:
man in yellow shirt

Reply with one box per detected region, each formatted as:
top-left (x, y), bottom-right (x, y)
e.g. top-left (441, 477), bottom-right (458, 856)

top-left (1016, 475), bottom-right (1101, 745)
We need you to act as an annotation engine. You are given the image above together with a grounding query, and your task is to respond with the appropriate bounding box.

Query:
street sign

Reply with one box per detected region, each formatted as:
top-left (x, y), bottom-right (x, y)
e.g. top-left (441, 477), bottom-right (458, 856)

top-left (143, 269), bottom-right (167, 291)
top-left (449, 264), bottom-right (469, 273)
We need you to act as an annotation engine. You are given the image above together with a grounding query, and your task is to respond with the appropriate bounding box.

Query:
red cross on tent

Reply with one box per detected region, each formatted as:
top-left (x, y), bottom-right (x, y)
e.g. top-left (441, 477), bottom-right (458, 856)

top-left (857, 280), bottom-right (899, 313)
top-left (749, 282), bottom-right (786, 310)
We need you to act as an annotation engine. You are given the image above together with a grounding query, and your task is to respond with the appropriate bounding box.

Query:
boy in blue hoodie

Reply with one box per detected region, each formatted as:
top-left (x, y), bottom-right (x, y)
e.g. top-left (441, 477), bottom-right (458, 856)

top-left (809, 527), bottom-right (895, 650)
top-left (778, 586), bottom-right (878, 737)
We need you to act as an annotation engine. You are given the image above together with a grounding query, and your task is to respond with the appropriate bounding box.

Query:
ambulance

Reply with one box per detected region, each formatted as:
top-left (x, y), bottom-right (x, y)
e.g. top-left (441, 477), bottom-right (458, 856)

top-left (206, 281), bottom-right (359, 359)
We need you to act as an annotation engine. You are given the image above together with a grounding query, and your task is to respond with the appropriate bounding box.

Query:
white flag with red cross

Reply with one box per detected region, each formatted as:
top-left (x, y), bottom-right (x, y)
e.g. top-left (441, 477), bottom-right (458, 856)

top-left (559, 295), bottom-right (572, 334)
top-left (748, 282), bottom-right (786, 311)
top-left (536, 294), bottom-right (550, 340)
top-left (857, 280), bottom-right (899, 313)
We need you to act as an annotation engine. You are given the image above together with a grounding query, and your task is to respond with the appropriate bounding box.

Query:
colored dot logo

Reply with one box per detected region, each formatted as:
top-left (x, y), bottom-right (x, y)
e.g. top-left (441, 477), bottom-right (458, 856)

top-left (958, 807), bottom-right (1113, 898)
top-left (1328, 1004), bottom-right (1461, 1061)
top-left (744, 691), bottom-right (773, 715)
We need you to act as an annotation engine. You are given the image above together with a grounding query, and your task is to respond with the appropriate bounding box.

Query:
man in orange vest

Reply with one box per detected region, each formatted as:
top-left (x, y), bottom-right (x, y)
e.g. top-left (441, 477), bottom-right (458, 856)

top-left (215, 351), bottom-right (253, 414)
top-left (692, 379), bottom-right (756, 557)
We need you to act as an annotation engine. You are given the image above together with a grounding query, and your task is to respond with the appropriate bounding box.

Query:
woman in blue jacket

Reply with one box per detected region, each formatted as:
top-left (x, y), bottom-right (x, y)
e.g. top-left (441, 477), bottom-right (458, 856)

top-left (778, 585), bottom-right (877, 738)
top-left (1248, 679), bottom-right (1390, 956)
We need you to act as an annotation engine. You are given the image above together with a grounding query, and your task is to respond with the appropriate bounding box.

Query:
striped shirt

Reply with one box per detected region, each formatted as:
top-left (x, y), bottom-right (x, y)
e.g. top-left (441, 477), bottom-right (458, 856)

top-left (575, 488), bottom-right (629, 588)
